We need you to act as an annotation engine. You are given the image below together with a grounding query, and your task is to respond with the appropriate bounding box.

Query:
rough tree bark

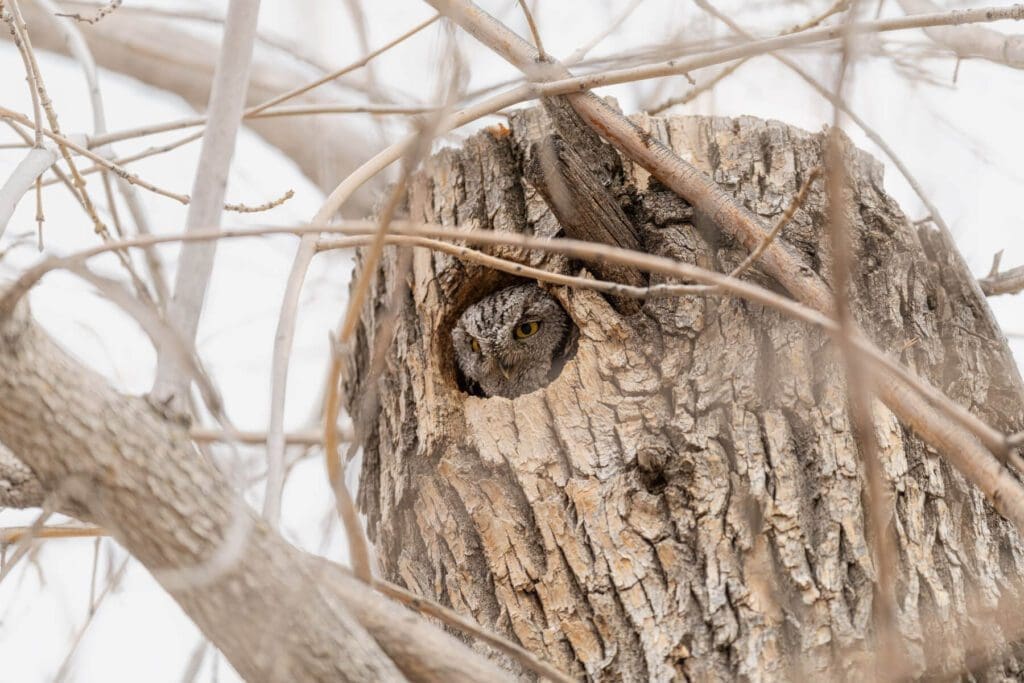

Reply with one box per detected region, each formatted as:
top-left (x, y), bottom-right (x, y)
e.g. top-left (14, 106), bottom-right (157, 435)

top-left (344, 109), bottom-right (1024, 680)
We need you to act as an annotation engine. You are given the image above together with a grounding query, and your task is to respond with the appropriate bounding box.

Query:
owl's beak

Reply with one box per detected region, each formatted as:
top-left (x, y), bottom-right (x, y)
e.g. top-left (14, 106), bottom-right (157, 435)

top-left (497, 359), bottom-right (514, 379)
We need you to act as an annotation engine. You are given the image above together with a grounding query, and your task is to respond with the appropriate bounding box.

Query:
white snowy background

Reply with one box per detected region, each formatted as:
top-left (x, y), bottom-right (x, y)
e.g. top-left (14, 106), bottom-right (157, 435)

top-left (0, 0), bottom-right (1022, 680)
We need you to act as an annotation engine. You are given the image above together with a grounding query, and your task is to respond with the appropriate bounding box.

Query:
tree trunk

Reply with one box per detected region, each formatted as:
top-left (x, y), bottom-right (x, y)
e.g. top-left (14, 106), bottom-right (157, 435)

top-left (343, 109), bottom-right (1024, 680)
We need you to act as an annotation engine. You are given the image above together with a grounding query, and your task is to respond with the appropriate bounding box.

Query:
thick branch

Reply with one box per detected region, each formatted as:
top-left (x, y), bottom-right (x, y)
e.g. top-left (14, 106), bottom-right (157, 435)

top-left (0, 300), bottom-right (511, 682)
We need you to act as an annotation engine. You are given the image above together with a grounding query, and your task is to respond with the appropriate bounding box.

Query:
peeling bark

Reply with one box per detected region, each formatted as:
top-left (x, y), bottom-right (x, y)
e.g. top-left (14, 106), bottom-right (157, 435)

top-left (344, 110), bottom-right (1024, 680)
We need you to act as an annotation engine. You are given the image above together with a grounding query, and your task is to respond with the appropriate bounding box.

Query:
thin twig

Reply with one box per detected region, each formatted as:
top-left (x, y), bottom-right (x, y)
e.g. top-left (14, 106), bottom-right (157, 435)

top-left (980, 263), bottom-right (1024, 296)
top-left (247, 14), bottom-right (440, 119)
top-left (715, 166), bottom-right (822, 287)
top-left (89, 104), bottom-right (439, 150)
top-left (527, 5), bottom-right (1024, 97)
top-left (53, 556), bottom-right (130, 683)
top-left (565, 0), bottom-right (647, 65)
top-left (48, 130), bottom-right (205, 186)
top-left (1, 109), bottom-right (189, 203)
top-left (649, 59), bottom-right (746, 114)
top-left (372, 576), bottom-right (575, 683)
top-left (224, 189), bottom-right (294, 214)
top-left (6, 0), bottom-right (109, 238)
top-left (0, 509), bottom-right (52, 583)
top-left (190, 427), bottom-right (340, 446)
top-left (652, 0), bottom-right (850, 113)
top-left (55, 0), bottom-right (121, 24)
top-left (37, 0), bottom-right (167, 305)
top-left (515, 0), bottom-right (545, 60)
top-left (898, 0), bottom-right (1024, 69)
top-left (1, 524), bottom-right (106, 544)
top-left (1, 3), bottom-right (43, 146)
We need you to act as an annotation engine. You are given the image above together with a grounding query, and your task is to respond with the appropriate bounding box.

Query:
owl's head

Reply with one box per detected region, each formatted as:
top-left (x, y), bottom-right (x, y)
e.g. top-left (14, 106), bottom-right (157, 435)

top-left (452, 284), bottom-right (571, 398)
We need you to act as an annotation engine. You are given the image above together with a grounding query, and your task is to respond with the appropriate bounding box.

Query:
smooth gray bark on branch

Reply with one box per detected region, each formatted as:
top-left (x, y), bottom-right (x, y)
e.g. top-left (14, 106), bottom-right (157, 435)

top-left (898, 0), bottom-right (1024, 68)
top-left (151, 0), bottom-right (261, 415)
top-left (0, 145), bottom-right (56, 237)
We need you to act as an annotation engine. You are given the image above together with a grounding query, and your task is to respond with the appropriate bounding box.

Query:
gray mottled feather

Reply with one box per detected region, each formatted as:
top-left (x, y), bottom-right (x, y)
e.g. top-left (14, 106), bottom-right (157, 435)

top-left (452, 285), bottom-right (570, 398)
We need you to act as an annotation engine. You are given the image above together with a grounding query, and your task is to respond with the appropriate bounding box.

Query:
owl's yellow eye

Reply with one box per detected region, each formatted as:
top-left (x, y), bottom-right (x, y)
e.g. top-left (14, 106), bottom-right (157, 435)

top-left (514, 321), bottom-right (540, 339)
top-left (470, 338), bottom-right (481, 353)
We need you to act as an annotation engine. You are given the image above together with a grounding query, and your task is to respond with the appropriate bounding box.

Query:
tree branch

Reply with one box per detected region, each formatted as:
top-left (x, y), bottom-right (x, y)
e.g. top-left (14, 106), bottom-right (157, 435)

top-left (1, 1), bottom-right (381, 211)
top-left (898, 0), bottom-right (1024, 68)
top-left (0, 298), bottom-right (512, 682)
top-left (32, 0), bottom-right (169, 306)
top-left (980, 263), bottom-right (1024, 296)
top-left (0, 145), bottom-right (55, 237)
top-left (150, 0), bottom-right (262, 415)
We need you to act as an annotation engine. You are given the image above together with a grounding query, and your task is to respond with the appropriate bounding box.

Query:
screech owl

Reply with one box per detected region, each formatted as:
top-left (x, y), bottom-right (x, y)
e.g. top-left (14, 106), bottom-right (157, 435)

top-left (452, 284), bottom-right (572, 399)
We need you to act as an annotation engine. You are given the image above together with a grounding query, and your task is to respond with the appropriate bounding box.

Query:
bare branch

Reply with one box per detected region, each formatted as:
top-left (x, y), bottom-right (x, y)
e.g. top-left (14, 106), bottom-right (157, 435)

top-left (34, 0), bottom-right (168, 305)
top-left (150, 0), bottom-right (263, 416)
top-left (1, 1), bottom-right (383, 209)
top-left (980, 263), bottom-right (1024, 296)
top-left (223, 189), bottom-right (294, 214)
top-left (55, 0), bottom-right (121, 25)
top-left (0, 109), bottom-right (188, 203)
top-left (0, 145), bottom-right (56, 238)
top-left (527, 4), bottom-right (1024, 97)
top-left (898, 0), bottom-right (1024, 68)
top-left (0, 299), bottom-right (513, 682)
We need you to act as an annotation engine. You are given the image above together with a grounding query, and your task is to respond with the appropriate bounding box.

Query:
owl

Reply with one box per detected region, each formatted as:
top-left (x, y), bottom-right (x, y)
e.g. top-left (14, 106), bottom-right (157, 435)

top-left (452, 284), bottom-right (572, 398)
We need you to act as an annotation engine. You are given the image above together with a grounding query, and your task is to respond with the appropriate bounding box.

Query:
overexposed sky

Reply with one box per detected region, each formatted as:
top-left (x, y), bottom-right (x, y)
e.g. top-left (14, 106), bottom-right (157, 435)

top-left (1, 1), bottom-right (1022, 680)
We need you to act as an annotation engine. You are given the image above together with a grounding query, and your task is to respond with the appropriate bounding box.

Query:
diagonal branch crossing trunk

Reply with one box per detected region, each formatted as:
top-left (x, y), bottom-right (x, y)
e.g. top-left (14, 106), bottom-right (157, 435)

top-left (343, 109), bottom-right (1024, 680)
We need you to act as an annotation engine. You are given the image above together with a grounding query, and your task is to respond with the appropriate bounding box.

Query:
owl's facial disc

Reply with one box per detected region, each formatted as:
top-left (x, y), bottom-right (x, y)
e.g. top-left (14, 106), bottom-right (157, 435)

top-left (453, 283), bottom-right (572, 398)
